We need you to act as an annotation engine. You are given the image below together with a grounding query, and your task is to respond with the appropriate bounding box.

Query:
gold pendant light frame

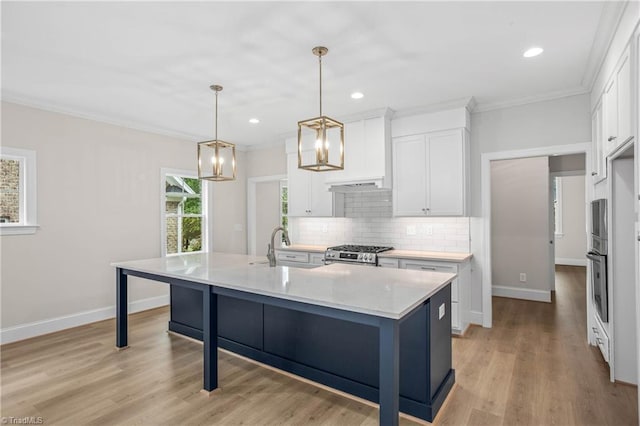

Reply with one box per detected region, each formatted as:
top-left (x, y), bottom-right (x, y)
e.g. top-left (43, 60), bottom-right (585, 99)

top-left (298, 46), bottom-right (344, 172)
top-left (198, 84), bottom-right (237, 181)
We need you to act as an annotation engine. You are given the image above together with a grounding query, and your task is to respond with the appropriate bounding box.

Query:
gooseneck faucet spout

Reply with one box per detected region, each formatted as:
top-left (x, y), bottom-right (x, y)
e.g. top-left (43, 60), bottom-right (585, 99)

top-left (267, 226), bottom-right (291, 267)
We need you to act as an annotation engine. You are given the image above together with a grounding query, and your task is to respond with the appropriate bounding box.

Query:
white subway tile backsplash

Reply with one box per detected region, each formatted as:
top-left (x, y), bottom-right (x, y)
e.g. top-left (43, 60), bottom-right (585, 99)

top-left (290, 216), bottom-right (470, 252)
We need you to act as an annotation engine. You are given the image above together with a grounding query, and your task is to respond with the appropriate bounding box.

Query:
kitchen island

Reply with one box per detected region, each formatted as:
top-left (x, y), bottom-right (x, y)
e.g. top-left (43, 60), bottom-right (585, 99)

top-left (112, 252), bottom-right (456, 425)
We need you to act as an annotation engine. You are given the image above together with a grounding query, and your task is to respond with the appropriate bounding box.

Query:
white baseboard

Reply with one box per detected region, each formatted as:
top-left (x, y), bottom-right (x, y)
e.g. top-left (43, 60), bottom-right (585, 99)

top-left (492, 285), bottom-right (551, 303)
top-left (0, 295), bottom-right (169, 345)
top-left (467, 310), bottom-right (484, 326)
top-left (555, 257), bottom-right (587, 267)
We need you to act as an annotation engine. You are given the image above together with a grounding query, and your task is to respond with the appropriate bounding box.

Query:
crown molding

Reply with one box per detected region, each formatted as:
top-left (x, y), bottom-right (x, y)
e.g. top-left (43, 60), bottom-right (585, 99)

top-left (582, 0), bottom-right (629, 91)
top-left (393, 97), bottom-right (475, 118)
top-left (0, 92), bottom-right (252, 151)
top-left (472, 87), bottom-right (590, 114)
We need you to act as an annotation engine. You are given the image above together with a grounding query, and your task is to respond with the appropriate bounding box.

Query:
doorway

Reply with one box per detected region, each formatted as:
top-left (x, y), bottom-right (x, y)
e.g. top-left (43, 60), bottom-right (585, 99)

top-left (247, 174), bottom-right (287, 256)
top-left (480, 142), bottom-right (591, 327)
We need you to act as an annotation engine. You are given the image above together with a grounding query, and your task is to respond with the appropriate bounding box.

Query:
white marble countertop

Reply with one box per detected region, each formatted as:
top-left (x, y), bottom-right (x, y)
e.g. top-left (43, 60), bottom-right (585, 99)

top-left (112, 252), bottom-right (456, 320)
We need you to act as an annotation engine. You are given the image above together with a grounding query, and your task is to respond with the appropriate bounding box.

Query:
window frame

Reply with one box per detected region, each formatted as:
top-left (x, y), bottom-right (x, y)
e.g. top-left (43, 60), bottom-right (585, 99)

top-left (0, 147), bottom-right (38, 236)
top-left (160, 168), bottom-right (208, 257)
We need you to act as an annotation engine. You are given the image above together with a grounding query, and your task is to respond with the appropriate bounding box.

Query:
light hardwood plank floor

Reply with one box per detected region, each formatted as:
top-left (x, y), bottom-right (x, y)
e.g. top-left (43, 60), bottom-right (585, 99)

top-left (1, 266), bottom-right (637, 425)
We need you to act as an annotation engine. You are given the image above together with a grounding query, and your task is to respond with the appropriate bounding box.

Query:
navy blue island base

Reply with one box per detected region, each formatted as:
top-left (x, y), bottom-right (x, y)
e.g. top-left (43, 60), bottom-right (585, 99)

top-left (115, 267), bottom-right (455, 426)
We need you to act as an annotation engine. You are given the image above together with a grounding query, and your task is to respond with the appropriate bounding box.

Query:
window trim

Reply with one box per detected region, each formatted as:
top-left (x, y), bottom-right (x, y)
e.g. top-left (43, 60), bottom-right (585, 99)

top-left (0, 147), bottom-right (38, 236)
top-left (160, 168), bottom-right (208, 257)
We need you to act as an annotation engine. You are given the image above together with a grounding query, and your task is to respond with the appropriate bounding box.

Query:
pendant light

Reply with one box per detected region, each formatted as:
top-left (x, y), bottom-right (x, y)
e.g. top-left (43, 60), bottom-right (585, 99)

top-left (298, 46), bottom-right (344, 172)
top-left (198, 85), bottom-right (236, 181)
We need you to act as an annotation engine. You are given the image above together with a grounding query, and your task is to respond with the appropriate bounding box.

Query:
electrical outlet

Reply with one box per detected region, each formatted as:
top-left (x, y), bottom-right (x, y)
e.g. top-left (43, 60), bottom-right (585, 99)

top-left (519, 273), bottom-right (527, 283)
top-left (425, 225), bottom-right (433, 235)
top-left (322, 224), bottom-right (328, 233)
top-left (406, 225), bottom-right (417, 235)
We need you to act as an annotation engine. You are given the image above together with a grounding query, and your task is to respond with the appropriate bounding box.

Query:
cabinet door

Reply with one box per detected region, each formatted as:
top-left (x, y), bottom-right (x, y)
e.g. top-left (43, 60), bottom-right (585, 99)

top-left (603, 77), bottom-right (618, 155)
top-left (426, 130), bottom-right (465, 216)
top-left (286, 153), bottom-right (310, 216)
top-left (616, 52), bottom-right (631, 145)
top-left (393, 135), bottom-right (427, 216)
top-left (309, 171), bottom-right (333, 216)
top-left (591, 102), bottom-right (606, 182)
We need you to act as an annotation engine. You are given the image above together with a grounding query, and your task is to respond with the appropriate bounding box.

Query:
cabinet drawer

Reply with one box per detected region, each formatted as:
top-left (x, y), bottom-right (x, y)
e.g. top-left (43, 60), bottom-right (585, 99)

top-left (309, 253), bottom-right (325, 265)
top-left (399, 259), bottom-right (459, 301)
top-left (592, 314), bottom-right (610, 363)
top-left (276, 251), bottom-right (309, 263)
top-left (378, 258), bottom-right (399, 268)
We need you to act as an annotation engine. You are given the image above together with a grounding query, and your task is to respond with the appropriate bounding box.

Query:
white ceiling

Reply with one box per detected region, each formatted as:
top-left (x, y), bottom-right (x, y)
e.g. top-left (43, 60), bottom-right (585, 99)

top-left (1, 1), bottom-right (616, 148)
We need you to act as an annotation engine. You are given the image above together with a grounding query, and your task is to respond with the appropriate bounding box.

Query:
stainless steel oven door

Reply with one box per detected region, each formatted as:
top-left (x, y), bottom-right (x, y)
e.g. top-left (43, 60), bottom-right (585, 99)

top-left (587, 251), bottom-right (608, 322)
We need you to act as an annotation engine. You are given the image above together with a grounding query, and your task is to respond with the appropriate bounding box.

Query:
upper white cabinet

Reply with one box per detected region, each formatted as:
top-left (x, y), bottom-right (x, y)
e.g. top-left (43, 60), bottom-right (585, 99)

top-left (591, 101), bottom-right (607, 183)
top-left (603, 46), bottom-right (632, 155)
top-left (393, 128), bottom-right (469, 216)
top-left (286, 150), bottom-right (333, 217)
top-left (324, 110), bottom-right (393, 188)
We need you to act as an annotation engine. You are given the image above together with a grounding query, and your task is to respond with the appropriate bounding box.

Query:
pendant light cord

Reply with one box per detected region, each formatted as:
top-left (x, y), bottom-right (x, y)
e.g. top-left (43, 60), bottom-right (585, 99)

top-left (214, 90), bottom-right (218, 140)
top-left (319, 54), bottom-right (323, 117)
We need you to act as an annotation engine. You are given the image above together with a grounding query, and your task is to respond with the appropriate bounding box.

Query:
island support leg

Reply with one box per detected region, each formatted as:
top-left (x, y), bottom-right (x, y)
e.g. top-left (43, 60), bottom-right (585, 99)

top-left (379, 318), bottom-right (399, 426)
top-left (203, 289), bottom-right (218, 392)
top-left (116, 268), bottom-right (128, 349)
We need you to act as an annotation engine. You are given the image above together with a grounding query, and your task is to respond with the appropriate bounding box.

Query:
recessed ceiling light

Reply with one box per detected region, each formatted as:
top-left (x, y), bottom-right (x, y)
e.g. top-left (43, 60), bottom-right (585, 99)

top-left (523, 47), bottom-right (544, 58)
top-left (351, 92), bottom-right (364, 99)
top-left (248, 118), bottom-right (260, 124)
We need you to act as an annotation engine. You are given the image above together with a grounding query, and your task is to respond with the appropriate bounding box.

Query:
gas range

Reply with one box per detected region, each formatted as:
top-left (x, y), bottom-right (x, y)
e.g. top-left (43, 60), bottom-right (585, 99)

top-left (324, 244), bottom-right (393, 266)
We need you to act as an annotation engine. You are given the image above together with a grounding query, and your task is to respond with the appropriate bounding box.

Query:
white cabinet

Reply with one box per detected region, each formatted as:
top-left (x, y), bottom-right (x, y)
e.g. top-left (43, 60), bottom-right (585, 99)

top-left (591, 101), bottom-right (607, 183)
top-left (286, 152), bottom-right (333, 217)
top-left (324, 114), bottom-right (391, 187)
top-left (395, 258), bottom-right (471, 335)
top-left (603, 47), bottom-right (632, 155)
top-left (591, 313), bottom-right (610, 363)
top-left (392, 129), bottom-right (468, 216)
top-left (378, 257), bottom-right (399, 268)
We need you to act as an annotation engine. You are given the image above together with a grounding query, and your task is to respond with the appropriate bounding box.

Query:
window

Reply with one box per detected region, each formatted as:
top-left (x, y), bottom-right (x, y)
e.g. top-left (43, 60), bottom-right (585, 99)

top-left (553, 176), bottom-right (563, 237)
top-left (161, 169), bottom-right (207, 256)
top-left (0, 147), bottom-right (37, 235)
top-left (280, 180), bottom-right (288, 240)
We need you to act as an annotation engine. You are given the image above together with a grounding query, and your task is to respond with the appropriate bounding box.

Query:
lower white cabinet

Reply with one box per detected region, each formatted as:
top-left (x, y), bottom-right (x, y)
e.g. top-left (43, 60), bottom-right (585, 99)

top-left (592, 313), bottom-right (610, 363)
top-left (397, 258), bottom-right (471, 335)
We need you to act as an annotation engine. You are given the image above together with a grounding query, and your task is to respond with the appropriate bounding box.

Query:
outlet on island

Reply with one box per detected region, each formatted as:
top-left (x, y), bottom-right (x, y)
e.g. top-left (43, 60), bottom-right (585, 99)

top-left (519, 273), bottom-right (527, 283)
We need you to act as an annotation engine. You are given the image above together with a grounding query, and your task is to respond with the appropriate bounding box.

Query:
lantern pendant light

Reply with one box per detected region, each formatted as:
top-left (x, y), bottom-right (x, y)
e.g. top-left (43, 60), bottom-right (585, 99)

top-left (197, 85), bottom-right (236, 181)
top-left (297, 46), bottom-right (344, 172)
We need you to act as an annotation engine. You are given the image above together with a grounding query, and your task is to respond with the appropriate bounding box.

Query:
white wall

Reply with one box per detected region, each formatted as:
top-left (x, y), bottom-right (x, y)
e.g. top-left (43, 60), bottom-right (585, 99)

top-left (246, 144), bottom-right (287, 178)
top-left (490, 157), bottom-right (551, 300)
top-left (0, 101), bottom-right (202, 342)
top-left (555, 175), bottom-right (587, 265)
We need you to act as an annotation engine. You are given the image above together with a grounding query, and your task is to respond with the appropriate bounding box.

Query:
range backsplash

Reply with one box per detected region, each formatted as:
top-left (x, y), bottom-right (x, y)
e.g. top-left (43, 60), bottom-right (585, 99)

top-left (289, 216), bottom-right (470, 253)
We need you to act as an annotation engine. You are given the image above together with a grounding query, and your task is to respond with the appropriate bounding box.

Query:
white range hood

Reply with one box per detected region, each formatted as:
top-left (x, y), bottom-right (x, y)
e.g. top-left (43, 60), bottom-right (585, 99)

top-left (323, 107), bottom-right (394, 192)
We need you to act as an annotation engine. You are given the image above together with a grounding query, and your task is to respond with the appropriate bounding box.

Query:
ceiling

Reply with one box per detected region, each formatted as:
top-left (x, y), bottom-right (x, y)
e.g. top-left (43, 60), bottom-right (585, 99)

top-left (1, 1), bottom-right (617, 148)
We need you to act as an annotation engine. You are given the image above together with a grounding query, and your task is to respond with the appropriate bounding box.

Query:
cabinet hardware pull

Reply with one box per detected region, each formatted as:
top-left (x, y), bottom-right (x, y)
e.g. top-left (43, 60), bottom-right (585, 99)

top-left (285, 255), bottom-right (296, 259)
top-left (592, 327), bottom-right (598, 333)
top-left (591, 172), bottom-right (597, 176)
top-left (596, 337), bottom-right (603, 345)
top-left (608, 136), bottom-right (617, 142)
top-left (421, 266), bottom-right (437, 270)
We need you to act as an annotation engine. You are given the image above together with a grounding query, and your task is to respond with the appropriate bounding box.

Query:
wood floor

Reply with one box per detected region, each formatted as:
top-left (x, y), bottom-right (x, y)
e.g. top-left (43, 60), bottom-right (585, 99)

top-left (1, 266), bottom-right (637, 425)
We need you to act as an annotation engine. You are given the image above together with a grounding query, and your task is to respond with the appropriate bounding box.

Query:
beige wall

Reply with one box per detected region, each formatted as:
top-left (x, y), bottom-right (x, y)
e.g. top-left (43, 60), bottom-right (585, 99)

top-left (555, 175), bottom-right (587, 263)
top-left (490, 157), bottom-right (551, 292)
top-left (246, 144), bottom-right (286, 178)
top-left (0, 101), bottom-right (255, 338)
top-left (470, 93), bottom-right (591, 314)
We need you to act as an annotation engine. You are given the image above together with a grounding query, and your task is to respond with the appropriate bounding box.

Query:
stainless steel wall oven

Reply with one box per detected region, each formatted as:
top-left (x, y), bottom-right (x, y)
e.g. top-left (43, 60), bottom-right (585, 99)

top-left (587, 199), bottom-right (608, 322)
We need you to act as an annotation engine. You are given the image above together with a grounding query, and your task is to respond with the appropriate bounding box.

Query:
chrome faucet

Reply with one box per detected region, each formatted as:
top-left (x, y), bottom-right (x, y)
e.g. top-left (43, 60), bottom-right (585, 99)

top-left (267, 226), bottom-right (291, 267)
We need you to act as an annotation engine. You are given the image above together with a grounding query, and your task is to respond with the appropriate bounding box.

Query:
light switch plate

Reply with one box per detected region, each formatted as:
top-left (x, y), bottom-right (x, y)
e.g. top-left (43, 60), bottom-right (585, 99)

top-left (438, 303), bottom-right (445, 320)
